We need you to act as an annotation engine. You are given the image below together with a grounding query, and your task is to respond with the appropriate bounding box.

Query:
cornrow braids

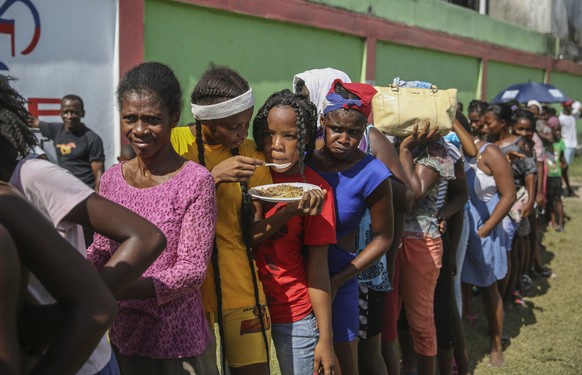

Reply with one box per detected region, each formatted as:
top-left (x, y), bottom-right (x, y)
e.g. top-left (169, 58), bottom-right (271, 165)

top-left (195, 121), bottom-right (206, 167)
top-left (0, 79), bottom-right (37, 181)
top-left (190, 64), bottom-right (270, 372)
top-left (191, 63), bottom-right (250, 106)
top-left (253, 90), bottom-right (317, 178)
top-left (292, 100), bottom-right (308, 177)
top-left (294, 78), bottom-right (306, 96)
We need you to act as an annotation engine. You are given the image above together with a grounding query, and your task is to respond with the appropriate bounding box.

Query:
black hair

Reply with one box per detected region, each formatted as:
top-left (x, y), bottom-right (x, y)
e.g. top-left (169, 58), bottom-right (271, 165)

top-left (191, 63), bottom-right (251, 169)
top-left (456, 101), bottom-right (464, 114)
top-left (190, 63), bottom-right (268, 372)
top-left (294, 78), bottom-right (306, 96)
top-left (116, 62), bottom-right (183, 117)
top-left (455, 111), bottom-right (471, 133)
top-left (62, 94), bottom-right (85, 111)
top-left (0, 77), bottom-right (37, 181)
top-left (467, 99), bottom-right (489, 116)
top-left (191, 63), bottom-right (250, 107)
top-left (505, 99), bottom-right (520, 111)
top-left (486, 103), bottom-right (513, 124)
top-left (512, 108), bottom-right (536, 129)
top-left (253, 89), bottom-right (318, 178)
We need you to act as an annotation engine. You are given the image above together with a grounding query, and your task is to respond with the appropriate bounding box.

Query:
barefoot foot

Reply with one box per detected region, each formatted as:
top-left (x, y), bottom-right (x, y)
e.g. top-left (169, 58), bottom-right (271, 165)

top-left (489, 350), bottom-right (505, 367)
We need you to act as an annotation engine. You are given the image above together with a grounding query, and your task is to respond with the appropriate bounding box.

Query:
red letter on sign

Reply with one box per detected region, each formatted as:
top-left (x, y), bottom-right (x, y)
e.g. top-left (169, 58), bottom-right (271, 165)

top-left (28, 98), bottom-right (61, 118)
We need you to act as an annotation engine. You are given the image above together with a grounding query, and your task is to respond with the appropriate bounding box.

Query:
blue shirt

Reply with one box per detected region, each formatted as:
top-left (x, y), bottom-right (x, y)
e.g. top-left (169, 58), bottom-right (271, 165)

top-left (311, 153), bottom-right (391, 239)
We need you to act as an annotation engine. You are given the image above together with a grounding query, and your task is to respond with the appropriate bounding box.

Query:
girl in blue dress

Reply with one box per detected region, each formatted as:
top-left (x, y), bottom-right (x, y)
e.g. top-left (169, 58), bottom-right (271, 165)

top-left (461, 139), bottom-right (515, 367)
top-left (309, 79), bottom-right (394, 375)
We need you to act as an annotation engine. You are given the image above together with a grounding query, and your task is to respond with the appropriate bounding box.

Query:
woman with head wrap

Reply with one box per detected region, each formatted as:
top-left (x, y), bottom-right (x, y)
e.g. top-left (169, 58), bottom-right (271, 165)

top-left (293, 68), bottom-right (352, 129)
top-left (309, 79), bottom-right (394, 375)
top-left (294, 69), bottom-right (413, 375)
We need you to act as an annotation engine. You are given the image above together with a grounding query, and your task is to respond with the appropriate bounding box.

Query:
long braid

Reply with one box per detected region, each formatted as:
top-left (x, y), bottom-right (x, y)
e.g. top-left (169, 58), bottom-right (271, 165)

top-left (291, 100), bottom-right (308, 180)
top-left (231, 147), bottom-right (271, 368)
top-left (0, 78), bottom-right (37, 181)
top-left (190, 64), bottom-right (270, 371)
top-left (195, 121), bottom-right (205, 166)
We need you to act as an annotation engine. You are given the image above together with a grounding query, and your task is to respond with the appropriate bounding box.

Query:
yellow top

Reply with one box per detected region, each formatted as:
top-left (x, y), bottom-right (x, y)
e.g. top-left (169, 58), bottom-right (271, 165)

top-left (171, 126), bottom-right (272, 312)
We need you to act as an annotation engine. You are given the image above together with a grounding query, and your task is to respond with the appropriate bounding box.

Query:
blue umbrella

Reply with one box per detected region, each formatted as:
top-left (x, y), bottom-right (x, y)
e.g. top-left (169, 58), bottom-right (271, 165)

top-left (490, 82), bottom-right (568, 104)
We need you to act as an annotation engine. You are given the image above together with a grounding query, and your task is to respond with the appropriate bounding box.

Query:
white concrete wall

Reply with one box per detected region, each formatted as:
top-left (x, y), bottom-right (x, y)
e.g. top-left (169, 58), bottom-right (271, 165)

top-left (489, 0), bottom-right (553, 34)
top-left (0, 0), bottom-right (118, 167)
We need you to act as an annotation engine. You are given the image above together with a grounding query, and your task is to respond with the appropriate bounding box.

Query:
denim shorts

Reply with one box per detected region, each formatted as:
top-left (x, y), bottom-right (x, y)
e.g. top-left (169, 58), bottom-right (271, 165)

top-left (271, 313), bottom-right (319, 375)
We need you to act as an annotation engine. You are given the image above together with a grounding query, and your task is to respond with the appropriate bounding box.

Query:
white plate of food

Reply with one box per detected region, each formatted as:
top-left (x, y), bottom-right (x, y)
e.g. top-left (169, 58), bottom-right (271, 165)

top-left (248, 182), bottom-right (321, 202)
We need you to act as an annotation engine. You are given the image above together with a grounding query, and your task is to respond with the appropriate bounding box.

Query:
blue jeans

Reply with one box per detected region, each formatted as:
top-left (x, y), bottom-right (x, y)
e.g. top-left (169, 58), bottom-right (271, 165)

top-left (95, 350), bottom-right (120, 375)
top-left (565, 147), bottom-right (576, 165)
top-left (272, 313), bottom-right (319, 375)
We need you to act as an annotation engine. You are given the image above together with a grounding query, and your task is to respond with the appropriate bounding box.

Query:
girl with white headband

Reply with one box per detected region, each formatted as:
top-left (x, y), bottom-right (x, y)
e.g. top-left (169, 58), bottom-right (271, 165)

top-left (171, 64), bottom-right (272, 375)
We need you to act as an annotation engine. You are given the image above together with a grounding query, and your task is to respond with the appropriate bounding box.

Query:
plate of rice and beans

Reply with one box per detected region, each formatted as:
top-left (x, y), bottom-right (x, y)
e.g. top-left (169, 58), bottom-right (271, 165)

top-left (248, 182), bottom-right (321, 202)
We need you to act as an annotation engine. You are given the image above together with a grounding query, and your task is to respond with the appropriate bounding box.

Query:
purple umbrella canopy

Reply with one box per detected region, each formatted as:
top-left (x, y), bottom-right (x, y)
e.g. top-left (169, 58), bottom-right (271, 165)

top-left (490, 82), bottom-right (569, 104)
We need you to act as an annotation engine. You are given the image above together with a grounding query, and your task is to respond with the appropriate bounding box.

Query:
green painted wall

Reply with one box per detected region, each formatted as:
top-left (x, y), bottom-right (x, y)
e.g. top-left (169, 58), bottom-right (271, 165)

top-left (486, 61), bottom-right (545, 102)
top-left (551, 72), bottom-right (582, 104)
top-left (308, 0), bottom-right (550, 55)
top-left (375, 42), bottom-right (480, 109)
top-left (143, 0), bottom-right (582, 132)
top-left (144, 0), bottom-right (364, 126)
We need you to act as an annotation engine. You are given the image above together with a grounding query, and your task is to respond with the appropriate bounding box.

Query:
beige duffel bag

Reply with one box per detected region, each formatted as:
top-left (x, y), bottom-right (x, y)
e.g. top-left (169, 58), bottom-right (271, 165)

top-left (372, 84), bottom-right (457, 137)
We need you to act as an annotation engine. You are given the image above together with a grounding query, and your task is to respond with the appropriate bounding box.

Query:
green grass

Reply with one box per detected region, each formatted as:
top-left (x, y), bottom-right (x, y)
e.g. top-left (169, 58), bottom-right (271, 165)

top-left (219, 157), bottom-right (582, 375)
top-left (464, 156), bottom-right (582, 374)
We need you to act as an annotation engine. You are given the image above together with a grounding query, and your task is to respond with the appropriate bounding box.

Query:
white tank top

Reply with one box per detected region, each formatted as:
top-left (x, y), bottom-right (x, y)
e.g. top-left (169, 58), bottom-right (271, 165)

top-left (464, 143), bottom-right (497, 202)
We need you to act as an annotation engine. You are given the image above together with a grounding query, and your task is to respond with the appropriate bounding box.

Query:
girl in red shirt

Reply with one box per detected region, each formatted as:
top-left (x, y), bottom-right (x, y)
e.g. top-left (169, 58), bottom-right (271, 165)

top-left (252, 89), bottom-right (336, 375)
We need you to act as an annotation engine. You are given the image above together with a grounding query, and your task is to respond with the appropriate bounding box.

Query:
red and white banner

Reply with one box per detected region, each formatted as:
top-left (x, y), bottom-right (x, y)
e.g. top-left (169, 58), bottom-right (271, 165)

top-left (1, 0), bottom-right (118, 166)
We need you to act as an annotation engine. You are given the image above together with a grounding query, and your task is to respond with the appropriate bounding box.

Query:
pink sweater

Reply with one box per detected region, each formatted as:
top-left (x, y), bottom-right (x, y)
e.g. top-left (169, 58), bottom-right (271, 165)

top-left (87, 161), bottom-right (216, 358)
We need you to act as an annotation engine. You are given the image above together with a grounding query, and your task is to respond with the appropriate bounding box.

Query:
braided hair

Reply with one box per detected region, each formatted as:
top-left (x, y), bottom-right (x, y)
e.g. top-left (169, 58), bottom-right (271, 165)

top-left (190, 64), bottom-right (269, 372)
top-left (294, 78), bottom-right (307, 97)
top-left (253, 89), bottom-right (318, 178)
top-left (0, 77), bottom-right (37, 181)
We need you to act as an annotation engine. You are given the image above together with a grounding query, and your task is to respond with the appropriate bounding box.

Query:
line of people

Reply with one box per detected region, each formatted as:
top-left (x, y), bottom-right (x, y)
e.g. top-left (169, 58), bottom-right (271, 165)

top-left (0, 63), bottom-right (568, 375)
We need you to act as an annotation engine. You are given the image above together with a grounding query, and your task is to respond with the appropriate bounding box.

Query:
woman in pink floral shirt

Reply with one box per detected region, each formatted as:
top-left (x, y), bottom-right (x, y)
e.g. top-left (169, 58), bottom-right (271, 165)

top-left (87, 62), bottom-right (218, 374)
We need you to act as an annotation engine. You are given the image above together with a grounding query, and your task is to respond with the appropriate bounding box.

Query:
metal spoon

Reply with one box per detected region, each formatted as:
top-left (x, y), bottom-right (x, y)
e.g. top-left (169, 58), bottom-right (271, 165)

top-left (262, 162), bottom-right (293, 169)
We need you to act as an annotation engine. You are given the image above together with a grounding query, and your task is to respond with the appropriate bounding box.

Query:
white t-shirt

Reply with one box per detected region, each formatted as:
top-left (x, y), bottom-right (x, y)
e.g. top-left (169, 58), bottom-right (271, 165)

top-left (9, 158), bottom-right (111, 375)
top-left (559, 113), bottom-right (578, 149)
